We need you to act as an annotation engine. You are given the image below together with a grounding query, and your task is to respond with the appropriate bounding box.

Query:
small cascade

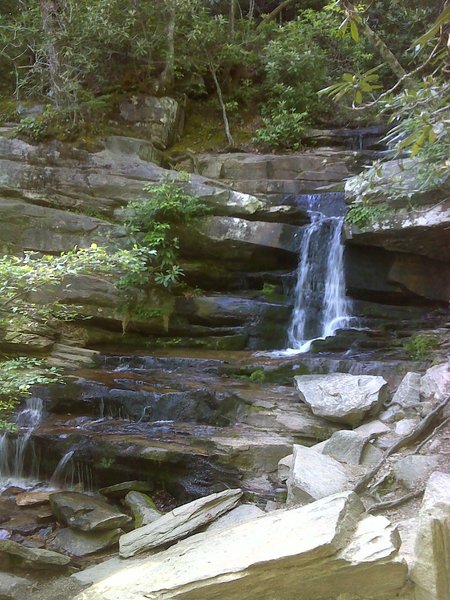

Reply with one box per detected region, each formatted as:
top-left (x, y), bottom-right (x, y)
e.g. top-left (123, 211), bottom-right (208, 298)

top-left (49, 450), bottom-right (75, 488)
top-left (0, 396), bottom-right (44, 489)
top-left (286, 193), bottom-right (352, 353)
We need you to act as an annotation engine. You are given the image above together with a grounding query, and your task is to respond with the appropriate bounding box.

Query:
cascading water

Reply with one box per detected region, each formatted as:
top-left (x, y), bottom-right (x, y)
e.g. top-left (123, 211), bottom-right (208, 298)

top-left (0, 396), bottom-right (44, 489)
top-left (285, 192), bottom-right (352, 353)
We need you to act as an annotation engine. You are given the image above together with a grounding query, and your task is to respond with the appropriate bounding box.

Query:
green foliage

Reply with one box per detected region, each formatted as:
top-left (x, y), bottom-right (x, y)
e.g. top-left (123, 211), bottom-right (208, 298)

top-left (318, 65), bottom-right (383, 107)
top-left (123, 179), bottom-right (210, 290)
top-left (248, 369), bottom-right (266, 384)
top-left (253, 105), bottom-right (309, 150)
top-left (403, 335), bottom-right (440, 360)
top-left (346, 203), bottom-right (389, 227)
top-left (0, 358), bottom-right (61, 430)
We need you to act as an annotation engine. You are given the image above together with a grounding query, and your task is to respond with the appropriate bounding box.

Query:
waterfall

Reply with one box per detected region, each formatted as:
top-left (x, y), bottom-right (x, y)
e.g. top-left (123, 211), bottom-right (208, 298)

top-left (0, 396), bottom-right (44, 490)
top-left (286, 193), bottom-right (352, 353)
top-left (49, 450), bottom-right (75, 487)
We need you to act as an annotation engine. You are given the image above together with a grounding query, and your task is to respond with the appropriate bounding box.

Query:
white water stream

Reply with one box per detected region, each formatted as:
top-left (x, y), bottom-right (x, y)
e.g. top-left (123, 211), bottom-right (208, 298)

top-left (283, 194), bottom-right (352, 354)
top-left (0, 396), bottom-right (44, 490)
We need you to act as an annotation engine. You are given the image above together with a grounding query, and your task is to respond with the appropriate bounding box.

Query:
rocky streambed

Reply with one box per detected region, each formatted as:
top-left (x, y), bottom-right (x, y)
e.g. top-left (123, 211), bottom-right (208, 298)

top-left (0, 352), bottom-right (448, 600)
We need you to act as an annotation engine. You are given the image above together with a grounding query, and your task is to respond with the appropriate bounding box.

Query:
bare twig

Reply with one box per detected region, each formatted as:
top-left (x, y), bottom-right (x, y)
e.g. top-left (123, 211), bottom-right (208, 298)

top-left (354, 396), bottom-right (450, 494)
top-left (367, 489), bottom-right (424, 514)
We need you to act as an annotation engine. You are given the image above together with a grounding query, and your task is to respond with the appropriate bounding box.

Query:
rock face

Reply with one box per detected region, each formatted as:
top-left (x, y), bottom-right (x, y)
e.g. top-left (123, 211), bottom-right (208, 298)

top-left (294, 373), bottom-right (388, 426)
top-left (75, 492), bottom-right (408, 600)
top-left (286, 445), bottom-right (351, 505)
top-left (411, 471), bottom-right (450, 600)
top-left (174, 150), bottom-right (358, 196)
top-left (49, 492), bottom-right (131, 532)
top-left (119, 488), bottom-right (243, 558)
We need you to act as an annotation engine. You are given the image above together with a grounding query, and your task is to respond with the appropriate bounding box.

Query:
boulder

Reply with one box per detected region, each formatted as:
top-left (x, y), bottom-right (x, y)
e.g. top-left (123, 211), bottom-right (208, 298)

top-left (49, 492), bottom-right (131, 532)
top-left (0, 539), bottom-right (70, 569)
top-left (286, 445), bottom-right (351, 506)
top-left (411, 471), bottom-right (450, 600)
top-left (74, 491), bottom-right (408, 600)
top-left (119, 96), bottom-right (184, 149)
top-left (294, 373), bottom-right (388, 426)
top-left (420, 363), bottom-right (450, 403)
top-left (15, 491), bottom-right (50, 507)
top-left (119, 488), bottom-right (243, 558)
top-left (99, 481), bottom-right (154, 499)
top-left (206, 504), bottom-right (265, 532)
top-left (393, 455), bottom-right (442, 491)
top-left (391, 372), bottom-right (421, 409)
top-left (124, 492), bottom-right (162, 528)
top-left (0, 572), bottom-right (31, 599)
top-left (323, 430), bottom-right (371, 465)
top-left (48, 527), bottom-right (122, 558)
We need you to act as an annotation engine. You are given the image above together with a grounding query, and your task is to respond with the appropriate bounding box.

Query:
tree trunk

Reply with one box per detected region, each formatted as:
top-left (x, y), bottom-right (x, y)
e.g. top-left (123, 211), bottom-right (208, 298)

top-left (209, 62), bottom-right (234, 147)
top-left (39, 0), bottom-right (64, 107)
top-left (257, 0), bottom-right (296, 29)
top-left (160, 3), bottom-right (176, 93)
top-left (342, 1), bottom-right (409, 81)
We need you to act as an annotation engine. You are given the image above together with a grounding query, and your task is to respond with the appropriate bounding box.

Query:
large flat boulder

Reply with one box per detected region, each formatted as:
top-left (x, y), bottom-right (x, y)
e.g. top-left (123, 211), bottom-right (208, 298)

top-left (286, 444), bottom-right (351, 505)
top-left (294, 373), bottom-right (388, 426)
top-left (75, 491), bottom-right (408, 600)
top-left (119, 488), bottom-right (243, 558)
top-left (411, 471), bottom-right (450, 600)
top-left (49, 492), bottom-right (131, 532)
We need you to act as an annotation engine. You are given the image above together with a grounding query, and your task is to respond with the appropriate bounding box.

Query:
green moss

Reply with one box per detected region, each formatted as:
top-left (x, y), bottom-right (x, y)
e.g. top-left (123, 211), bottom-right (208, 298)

top-left (403, 334), bottom-right (440, 360)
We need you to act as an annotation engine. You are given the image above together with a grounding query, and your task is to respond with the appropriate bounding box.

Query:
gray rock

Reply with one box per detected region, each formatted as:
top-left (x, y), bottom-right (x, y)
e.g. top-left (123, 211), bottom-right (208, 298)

top-left (50, 492), bottom-right (131, 532)
top-left (98, 481), bottom-right (154, 498)
top-left (294, 373), bottom-right (388, 426)
top-left (393, 455), bottom-right (442, 490)
top-left (0, 572), bottom-right (31, 599)
top-left (74, 492), bottom-right (408, 600)
top-left (119, 96), bottom-right (184, 149)
top-left (206, 504), bottom-right (264, 532)
top-left (323, 430), bottom-right (371, 465)
top-left (0, 539), bottom-right (70, 569)
top-left (379, 405), bottom-right (405, 424)
top-left (119, 488), bottom-right (243, 558)
top-left (124, 491), bottom-right (162, 528)
top-left (353, 419), bottom-right (390, 437)
top-left (395, 418), bottom-right (419, 436)
top-left (420, 363), bottom-right (450, 403)
top-left (391, 372), bottom-right (421, 409)
top-left (200, 216), bottom-right (300, 255)
top-left (287, 444), bottom-right (351, 505)
top-left (48, 527), bottom-right (122, 558)
top-left (411, 471), bottom-right (450, 600)
top-left (360, 443), bottom-right (384, 467)
top-left (278, 454), bottom-right (293, 483)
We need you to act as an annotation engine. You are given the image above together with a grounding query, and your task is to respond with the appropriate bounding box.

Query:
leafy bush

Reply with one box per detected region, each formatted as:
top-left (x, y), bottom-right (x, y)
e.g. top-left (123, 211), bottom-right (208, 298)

top-left (123, 179), bottom-right (210, 290)
top-left (0, 358), bottom-right (61, 430)
top-left (346, 203), bottom-right (389, 227)
top-left (404, 335), bottom-right (440, 360)
top-left (253, 105), bottom-right (309, 150)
